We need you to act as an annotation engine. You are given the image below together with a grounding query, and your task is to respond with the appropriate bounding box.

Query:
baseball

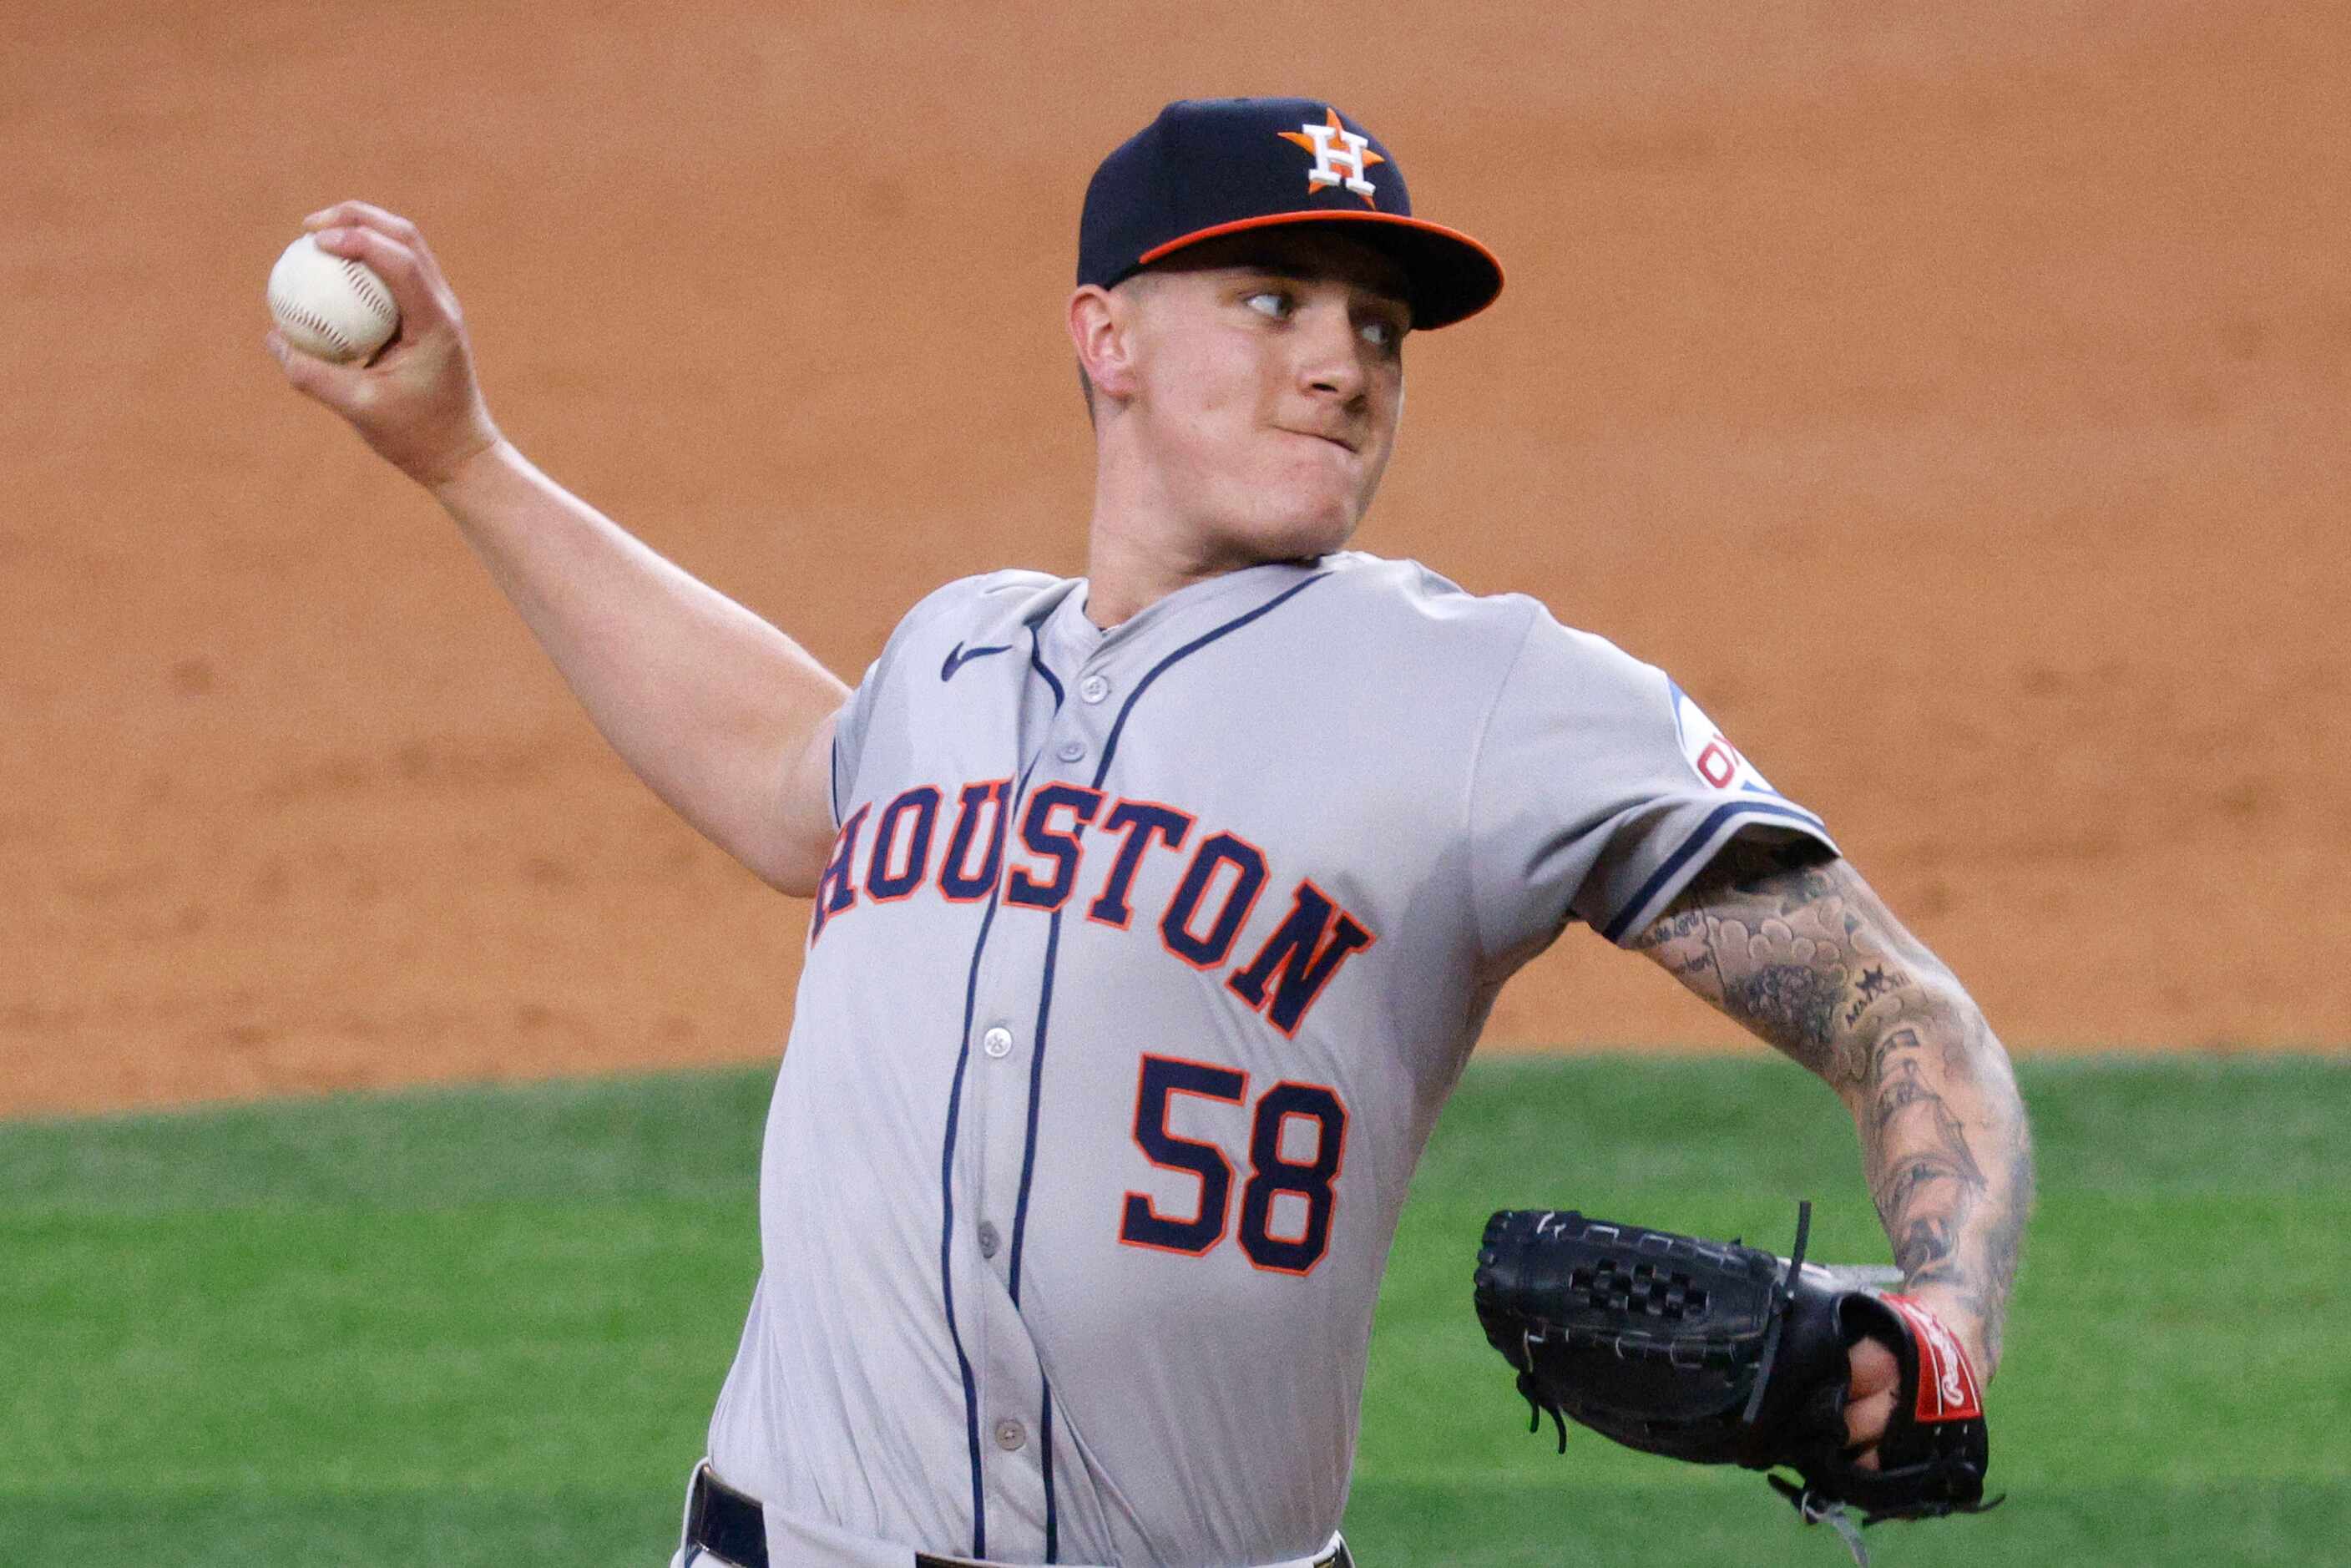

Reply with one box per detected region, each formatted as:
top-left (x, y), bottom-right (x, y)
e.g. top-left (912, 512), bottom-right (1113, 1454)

top-left (266, 233), bottom-right (400, 363)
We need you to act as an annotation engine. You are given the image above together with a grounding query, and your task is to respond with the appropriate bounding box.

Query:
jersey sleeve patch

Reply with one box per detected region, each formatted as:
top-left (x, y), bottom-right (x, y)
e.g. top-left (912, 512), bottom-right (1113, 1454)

top-left (1669, 680), bottom-right (1777, 796)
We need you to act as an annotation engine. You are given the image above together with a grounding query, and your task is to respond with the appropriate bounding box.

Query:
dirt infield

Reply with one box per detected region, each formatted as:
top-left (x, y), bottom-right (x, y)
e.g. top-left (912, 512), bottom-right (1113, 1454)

top-left (3, 3), bottom-right (2343, 1115)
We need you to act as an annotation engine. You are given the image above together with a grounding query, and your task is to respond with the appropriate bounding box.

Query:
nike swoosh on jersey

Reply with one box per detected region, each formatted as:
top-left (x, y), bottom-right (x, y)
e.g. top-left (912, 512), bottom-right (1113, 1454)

top-left (940, 641), bottom-right (1014, 681)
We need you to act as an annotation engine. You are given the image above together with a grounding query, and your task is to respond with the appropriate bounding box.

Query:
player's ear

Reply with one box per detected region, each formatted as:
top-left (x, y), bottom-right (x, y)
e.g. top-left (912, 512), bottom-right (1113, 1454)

top-left (1068, 284), bottom-right (1140, 406)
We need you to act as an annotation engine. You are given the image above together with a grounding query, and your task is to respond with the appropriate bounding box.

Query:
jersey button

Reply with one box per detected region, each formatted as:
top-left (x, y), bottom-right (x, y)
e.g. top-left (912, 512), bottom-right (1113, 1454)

top-left (1054, 739), bottom-right (1086, 763)
top-left (978, 1222), bottom-right (1001, 1257)
top-left (1079, 674), bottom-right (1111, 705)
top-left (981, 1026), bottom-right (1014, 1059)
top-left (993, 1419), bottom-right (1026, 1451)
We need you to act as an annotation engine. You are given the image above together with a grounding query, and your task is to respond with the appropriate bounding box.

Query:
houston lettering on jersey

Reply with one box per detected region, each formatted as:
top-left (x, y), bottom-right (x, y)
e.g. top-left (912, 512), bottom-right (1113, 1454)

top-left (811, 780), bottom-right (1378, 1035)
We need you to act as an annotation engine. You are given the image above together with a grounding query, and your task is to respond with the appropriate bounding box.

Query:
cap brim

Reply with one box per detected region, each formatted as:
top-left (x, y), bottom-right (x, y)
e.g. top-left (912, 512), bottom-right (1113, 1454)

top-left (1137, 210), bottom-right (1504, 330)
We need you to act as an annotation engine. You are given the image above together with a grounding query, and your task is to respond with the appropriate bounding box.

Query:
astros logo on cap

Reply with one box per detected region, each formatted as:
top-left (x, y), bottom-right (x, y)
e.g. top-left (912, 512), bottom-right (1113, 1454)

top-left (1278, 109), bottom-right (1386, 207)
top-left (1076, 97), bottom-right (1504, 327)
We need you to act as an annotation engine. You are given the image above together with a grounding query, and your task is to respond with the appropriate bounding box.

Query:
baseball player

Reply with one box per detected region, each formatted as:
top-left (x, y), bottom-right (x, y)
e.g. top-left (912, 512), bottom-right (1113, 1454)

top-left (272, 98), bottom-right (2031, 1568)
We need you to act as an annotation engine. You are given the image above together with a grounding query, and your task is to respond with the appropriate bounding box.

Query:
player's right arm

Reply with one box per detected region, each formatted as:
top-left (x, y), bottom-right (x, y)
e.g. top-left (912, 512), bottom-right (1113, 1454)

top-left (268, 201), bottom-right (847, 897)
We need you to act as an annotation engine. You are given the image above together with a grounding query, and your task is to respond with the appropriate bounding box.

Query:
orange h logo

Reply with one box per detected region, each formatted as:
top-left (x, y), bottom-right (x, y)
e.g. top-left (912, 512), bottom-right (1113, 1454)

top-left (1277, 109), bottom-right (1386, 208)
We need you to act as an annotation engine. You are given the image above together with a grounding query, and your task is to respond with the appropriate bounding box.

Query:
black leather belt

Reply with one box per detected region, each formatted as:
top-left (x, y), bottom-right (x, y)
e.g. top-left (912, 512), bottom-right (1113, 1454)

top-left (685, 1464), bottom-right (1355, 1568)
top-left (683, 1464), bottom-right (770, 1568)
top-left (918, 1545), bottom-right (1354, 1568)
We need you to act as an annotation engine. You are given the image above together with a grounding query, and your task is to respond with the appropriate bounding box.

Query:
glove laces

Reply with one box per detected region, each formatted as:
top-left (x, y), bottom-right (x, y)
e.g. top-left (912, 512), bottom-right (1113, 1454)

top-left (1740, 1198), bottom-right (1810, 1427)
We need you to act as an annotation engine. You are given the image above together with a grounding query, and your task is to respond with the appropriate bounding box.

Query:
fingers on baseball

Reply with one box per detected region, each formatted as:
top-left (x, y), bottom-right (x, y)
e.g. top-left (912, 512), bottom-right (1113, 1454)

top-left (308, 205), bottom-right (459, 329)
top-left (306, 202), bottom-right (442, 286)
top-left (311, 226), bottom-right (451, 347)
top-left (304, 200), bottom-right (428, 257)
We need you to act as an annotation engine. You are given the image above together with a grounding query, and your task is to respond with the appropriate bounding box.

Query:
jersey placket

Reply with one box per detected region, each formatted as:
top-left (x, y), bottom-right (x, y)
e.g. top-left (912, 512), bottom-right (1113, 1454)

top-left (948, 628), bottom-right (1114, 1560)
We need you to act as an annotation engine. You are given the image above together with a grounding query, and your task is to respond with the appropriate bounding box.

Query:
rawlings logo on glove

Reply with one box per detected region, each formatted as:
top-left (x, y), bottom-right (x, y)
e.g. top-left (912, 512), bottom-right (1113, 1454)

top-left (1883, 1292), bottom-right (1981, 1421)
top-left (1472, 1202), bottom-right (2000, 1565)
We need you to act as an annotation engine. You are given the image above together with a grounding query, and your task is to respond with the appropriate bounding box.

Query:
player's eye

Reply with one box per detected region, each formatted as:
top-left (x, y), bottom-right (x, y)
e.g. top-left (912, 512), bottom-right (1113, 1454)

top-left (1358, 317), bottom-right (1403, 352)
top-left (1244, 290), bottom-right (1294, 320)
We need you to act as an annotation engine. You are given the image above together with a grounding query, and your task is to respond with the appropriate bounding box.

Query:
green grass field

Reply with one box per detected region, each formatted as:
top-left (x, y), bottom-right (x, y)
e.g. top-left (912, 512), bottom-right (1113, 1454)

top-left (3, 1055), bottom-right (2343, 1565)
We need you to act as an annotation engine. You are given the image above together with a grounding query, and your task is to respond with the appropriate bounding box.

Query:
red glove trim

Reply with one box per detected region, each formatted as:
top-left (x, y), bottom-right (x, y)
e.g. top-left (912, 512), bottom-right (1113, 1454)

top-left (1880, 1294), bottom-right (1984, 1422)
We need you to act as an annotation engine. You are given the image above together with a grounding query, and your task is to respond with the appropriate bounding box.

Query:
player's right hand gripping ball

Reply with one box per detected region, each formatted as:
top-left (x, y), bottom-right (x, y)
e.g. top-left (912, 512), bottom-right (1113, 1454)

top-left (1471, 1204), bottom-right (1997, 1565)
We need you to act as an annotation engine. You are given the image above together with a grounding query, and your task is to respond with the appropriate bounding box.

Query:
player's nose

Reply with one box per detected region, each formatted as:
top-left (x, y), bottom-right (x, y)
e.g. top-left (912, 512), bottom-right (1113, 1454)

top-left (1292, 301), bottom-right (1370, 403)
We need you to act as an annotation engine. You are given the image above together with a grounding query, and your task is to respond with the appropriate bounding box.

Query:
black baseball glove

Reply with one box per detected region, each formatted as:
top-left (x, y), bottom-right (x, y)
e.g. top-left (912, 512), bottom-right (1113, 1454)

top-left (1472, 1202), bottom-right (1998, 1565)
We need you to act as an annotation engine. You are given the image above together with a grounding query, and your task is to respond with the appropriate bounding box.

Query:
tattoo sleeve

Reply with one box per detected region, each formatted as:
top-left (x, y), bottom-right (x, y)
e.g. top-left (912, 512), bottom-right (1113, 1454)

top-left (1630, 839), bottom-right (2035, 1373)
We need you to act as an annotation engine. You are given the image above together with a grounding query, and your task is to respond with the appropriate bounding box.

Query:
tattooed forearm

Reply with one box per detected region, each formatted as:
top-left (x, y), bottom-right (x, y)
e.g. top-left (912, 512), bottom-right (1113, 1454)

top-left (1632, 841), bottom-right (2035, 1374)
top-left (1866, 1025), bottom-right (1987, 1277)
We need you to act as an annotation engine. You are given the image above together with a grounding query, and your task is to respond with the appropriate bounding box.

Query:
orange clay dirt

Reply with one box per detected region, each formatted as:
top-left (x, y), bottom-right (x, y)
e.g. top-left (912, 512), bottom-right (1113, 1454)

top-left (3, 3), bottom-right (2343, 1115)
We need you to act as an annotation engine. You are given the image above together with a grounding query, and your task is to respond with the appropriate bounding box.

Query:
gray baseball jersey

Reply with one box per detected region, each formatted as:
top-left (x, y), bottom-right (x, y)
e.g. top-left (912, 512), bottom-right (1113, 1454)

top-left (702, 551), bottom-right (1836, 1566)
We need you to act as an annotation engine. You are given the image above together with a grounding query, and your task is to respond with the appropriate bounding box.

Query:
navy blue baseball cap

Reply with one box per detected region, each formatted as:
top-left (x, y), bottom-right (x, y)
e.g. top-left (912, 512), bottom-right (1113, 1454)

top-left (1078, 97), bottom-right (1504, 330)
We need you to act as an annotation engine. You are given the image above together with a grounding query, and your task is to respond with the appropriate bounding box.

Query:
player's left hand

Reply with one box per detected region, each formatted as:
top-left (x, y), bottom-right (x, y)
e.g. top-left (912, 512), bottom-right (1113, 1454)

top-left (1844, 1287), bottom-right (1990, 1469)
top-left (1841, 1335), bottom-right (1901, 1467)
top-left (1477, 1203), bottom-right (2001, 1543)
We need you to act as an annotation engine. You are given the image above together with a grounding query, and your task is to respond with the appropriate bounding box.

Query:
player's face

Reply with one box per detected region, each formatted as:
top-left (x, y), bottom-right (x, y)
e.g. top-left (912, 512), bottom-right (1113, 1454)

top-left (1117, 230), bottom-right (1410, 564)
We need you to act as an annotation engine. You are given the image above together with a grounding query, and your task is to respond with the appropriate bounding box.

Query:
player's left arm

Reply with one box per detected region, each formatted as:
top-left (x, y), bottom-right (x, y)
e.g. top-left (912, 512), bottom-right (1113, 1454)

top-left (1629, 837), bottom-right (2035, 1385)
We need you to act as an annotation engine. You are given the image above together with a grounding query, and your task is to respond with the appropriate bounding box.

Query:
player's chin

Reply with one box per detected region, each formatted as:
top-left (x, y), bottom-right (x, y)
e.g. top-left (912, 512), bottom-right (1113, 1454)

top-left (1236, 498), bottom-right (1361, 562)
top-left (1249, 476), bottom-right (1375, 558)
